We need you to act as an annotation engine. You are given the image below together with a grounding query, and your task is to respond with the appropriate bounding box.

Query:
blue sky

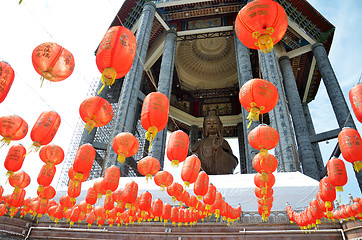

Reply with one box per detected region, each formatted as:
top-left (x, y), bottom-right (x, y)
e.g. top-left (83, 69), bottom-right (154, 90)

top-left (0, 0), bottom-right (360, 207)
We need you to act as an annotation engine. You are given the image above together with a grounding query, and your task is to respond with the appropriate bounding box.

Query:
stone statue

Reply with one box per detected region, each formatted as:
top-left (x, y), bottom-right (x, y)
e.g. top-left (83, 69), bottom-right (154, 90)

top-left (191, 109), bottom-right (238, 175)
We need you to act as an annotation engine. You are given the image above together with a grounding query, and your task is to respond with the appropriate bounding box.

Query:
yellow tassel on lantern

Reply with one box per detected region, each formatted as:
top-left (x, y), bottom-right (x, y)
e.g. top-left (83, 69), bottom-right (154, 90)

top-left (0, 137), bottom-right (12, 147)
top-left (98, 67), bottom-right (117, 95)
top-left (257, 34), bottom-right (274, 53)
top-left (146, 126), bottom-right (158, 149)
top-left (117, 153), bottom-right (126, 164)
top-left (171, 160), bottom-right (180, 168)
top-left (353, 161), bottom-right (362, 172)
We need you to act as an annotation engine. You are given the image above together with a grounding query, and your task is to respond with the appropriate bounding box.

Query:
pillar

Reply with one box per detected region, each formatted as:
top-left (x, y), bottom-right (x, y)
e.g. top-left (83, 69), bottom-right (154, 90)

top-left (302, 103), bottom-right (325, 178)
top-left (237, 122), bottom-right (247, 174)
top-left (103, 2), bottom-right (157, 173)
top-left (189, 125), bottom-right (199, 151)
top-left (149, 30), bottom-right (177, 168)
top-left (312, 42), bottom-right (362, 191)
top-left (234, 33), bottom-right (258, 174)
top-left (279, 56), bottom-right (319, 180)
top-left (259, 50), bottom-right (297, 172)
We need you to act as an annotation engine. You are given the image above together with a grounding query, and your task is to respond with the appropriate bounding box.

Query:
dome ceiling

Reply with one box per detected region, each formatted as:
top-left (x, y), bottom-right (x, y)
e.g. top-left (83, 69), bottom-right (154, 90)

top-left (175, 36), bottom-right (238, 91)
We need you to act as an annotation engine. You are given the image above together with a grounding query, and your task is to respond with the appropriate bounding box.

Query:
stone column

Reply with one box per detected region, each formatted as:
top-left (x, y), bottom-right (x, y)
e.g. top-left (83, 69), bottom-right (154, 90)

top-left (189, 125), bottom-right (199, 151)
top-left (234, 33), bottom-right (258, 174)
top-left (302, 103), bottom-right (325, 177)
top-left (103, 2), bottom-right (156, 173)
top-left (312, 42), bottom-right (362, 191)
top-left (149, 30), bottom-right (177, 169)
top-left (279, 56), bottom-right (319, 180)
top-left (259, 50), bottom-right (297, 172)
top-left (237, 122), bottom-right (247, 174)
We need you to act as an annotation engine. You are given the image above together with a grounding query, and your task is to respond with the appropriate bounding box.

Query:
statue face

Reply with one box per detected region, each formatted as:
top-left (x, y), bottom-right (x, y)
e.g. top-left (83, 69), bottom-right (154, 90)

top-left (205, 115), bottom-right (219, 136)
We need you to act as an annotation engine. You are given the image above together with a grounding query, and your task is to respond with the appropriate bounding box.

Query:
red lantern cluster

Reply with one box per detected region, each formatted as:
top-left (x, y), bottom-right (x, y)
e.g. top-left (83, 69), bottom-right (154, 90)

top-left (235, 0), bottom-right (288, 53)
top-left (338, 127), bottom-right (362, 172)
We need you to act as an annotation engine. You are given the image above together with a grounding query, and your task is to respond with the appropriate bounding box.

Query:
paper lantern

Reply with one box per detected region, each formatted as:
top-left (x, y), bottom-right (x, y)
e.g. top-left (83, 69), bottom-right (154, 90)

top-left (181, 155), bottom-right (201, 187)
top-left (139, 191), bottom-right (152, 216)
top-left (96, 26), bottom-right (137, 93)
top-left (349, 83), bottom-right (362, 123)
top-left (4, 144), bottom-right (26, 178)
top-left (193, 171), bottom-right (209, 200)
top-left (30, 111), bottom-right (61, 151)
top-left (338, 127), bottom-right (362, 172)
top-left (37, 185), bottom-right (56, 202)
top-left (239, 78), bottom-right (279, 127)
top-left (79, 96), bottom-right (113, 133)
top-left (162, 203), bottom-right (172, 224)
top-left (137, 156), bottom-right (160, 182)
top-left (252, 152), bottom-right (278, 174)
top-left (39, 144), bottom-right (64, 167)
top-left (203, 184), bottom-right (216, 210)
top-left (151, 199), bottom-right (163, 221)
top-left (32, 42), bottom-right (75, 86)
top-left (141, 92), bottom-right (169, 146)
top-left (37, 164), bottom-right (56, 192)
top-left (103, 165), bottom-right (121, 195)
top-left (235, 0), bottom-right (288, 53)
top-left (326, 157), bottom-right (348, 192)
top-left (166, 130), bottom-right (189, 167)
top-left (68, 179), bottom-right (82, 203)
top-left (93, 178), bottom-right (107, 199)
top-left (9, 170), bottom-right (31, 192)
top-left (73, 144), bottom-right (96, 177)
top-left (0, 61), bottom-right (15, 103)
top-left (170, 206), bottom-right (179, 226)
top-left (255, 186), bottom-right (273, 199)
top-left (154, 170), bottom-right (173, 191)
top-left (254, 172), bottom-right (275, 189)
top-left (112, 132), bottom-right (139, 164)
top-left (69, 206), bottom-right (81, 227)
top-left (248, 124), bottom-right (279, 156)
top-left (166, 182), bottom-right (183, 203)
top-left (319, 177), bottom-right (336, 217)
top-left (122, 181), bottom-right (138, 208)
top-left (104, 193), bottom-right (114, 212)
top-left (0, 115), bottom-right (28, 146)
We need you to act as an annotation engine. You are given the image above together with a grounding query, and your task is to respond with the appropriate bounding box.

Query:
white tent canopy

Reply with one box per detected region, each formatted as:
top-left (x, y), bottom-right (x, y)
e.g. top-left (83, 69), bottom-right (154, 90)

top-left (55, 171), bottom-right (319, 211)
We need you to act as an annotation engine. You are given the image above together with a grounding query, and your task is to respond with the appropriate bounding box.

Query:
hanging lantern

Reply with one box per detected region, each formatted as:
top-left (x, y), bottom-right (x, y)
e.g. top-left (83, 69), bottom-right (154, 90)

top-left (103, 165), bottom-right (121, 196)
top-left (193, 171), bottom-right (209, 200)
top-left (154, 170), bottom-right (173, 191)
top-left (73, 144), bottom-right (96, 179)
top-left (338, 127), bottom-right (362, 172)
top-left (309, 199), bottom-right (324, 225)
top-left (122, 181), bottom-right (138, 208)
top-left (252, 152), bottom-right (278, 174)
top-left (162, 203), bottom-right (172, 224)
top-left (139, 191), bottom-right (152, 217)
top-left (203, 184), bottom-right (216, 210)
top-left (9, 170), bottom-right (31, 192)
top-left (69, 206), bottom-right (81, 227)
top-left (37, 185), bottom-right (56, 203)
top-left (170, 206), bottom-right (179, 226)
top-left (349, 83), bottom-right (362, 123)
top-left (37, 164), bottom-right (56, 193)
top-left (326, 157), bottom-right (348, 192)
top-left (32, 42), bottom-right (75, 86)
top-left (30, 111), bottom-right (61, 151)
top-left (248, 124), bottom-right (279, 156)
top-left (0, 115), bottom-right (28, 146)
top-left (79, 96), bottom-right (113, 133)
top-left (181, 155), bottom-right (201, 187)
top-left (112, 132), bottom-right (139, 164)
top-left (166, 182), bottom-right (184, 204)
top-left (96, 26), bottom-right (137, 93)
top-left (0, 61), bottom-right (15, 103)
top-left (254, 172), bottom-right (275, 195)
top-left (166, 130), bottom-right (190, 167)
top-left (235, 0), bottom-right (288, 53)
top-left (39, 144), bottom-right (64, 168)
top-left (68, 179), bottom-right (82, 203)
top-left (319, 177), bottom-right (336, 218)
top-left (239, 79), bottom-right (279, 127)
top-left (151, 199), bottom-right (163, 221)
top-left (93, 178), bottom-right (107, 200)
top-left (137, 156), bottom-right (161, 182)
top-left (4, 144), bottom-right (26, 178)
top-left (68, 166), bottom-right (89, 186)
top-left (141, 92), bottom-right (169, 147)
top-left (104, 193), bottom-right (114, 213)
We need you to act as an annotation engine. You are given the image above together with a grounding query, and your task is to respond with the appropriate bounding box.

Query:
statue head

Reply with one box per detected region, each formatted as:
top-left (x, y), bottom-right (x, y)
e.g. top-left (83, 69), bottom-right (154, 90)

top-left (202, 109), bottom-right (223, 138)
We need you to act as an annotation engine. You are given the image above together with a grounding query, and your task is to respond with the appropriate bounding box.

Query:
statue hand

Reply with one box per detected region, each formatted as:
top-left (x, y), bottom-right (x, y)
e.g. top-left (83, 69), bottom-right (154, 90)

top-left (212, 135), bottom-right (222, 151)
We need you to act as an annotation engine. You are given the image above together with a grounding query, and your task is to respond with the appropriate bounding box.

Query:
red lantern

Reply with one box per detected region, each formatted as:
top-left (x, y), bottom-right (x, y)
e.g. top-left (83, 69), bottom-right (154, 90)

top-left (151, 199), bottom-right (163, 221)
top-left (319, 177), bottom-right (336, 216)
top-left (0, 61), bottom-right (15, 103)
top-left (139, 191), bottom-right (152, 216)
top-left (203, 184), bottom-right (216, 210)
top-left (137, 156), bottom-right (160, 182)
top-left (239, 79), bottom-right (279, 126)
top-left (104, 193), bottom-right (114, 212)
top-left (68, 166), bottom-right (89, 184)
top-left (32, 42), bottom-right (75, 85)
top-left (235, 0), bottom-right (288, 53)
top-left (103, 165), bottom-right (121, 195)
top-left (166, 182), bottom-right (184, 203)
top-left (255, 186), bottom-right (273, 199)
top-left (254, 173), bottom-right (275, 189)
top-left (170, 206), bottom-right (179, 226)
top-left (166, 130), bottom-right (189, 167)
top-left (154, 170), bottom-right (173, 191)
top-left (96, 26), bottom-right (137, 93)
top-left (9, 170), bottom-right (31, 192)
top-left (68, 179), bottom-right (82, 203)
top-left (37, 185), bottom-right (56, 202)
top-left (162, 203), bottom-right (172, 224)
top-left (86, 210), bottom-right (96, 227)
top-left (112, 132), bottom-right (139, 164)
top-left (93, 178), bottom-right (107, 199)
top-left (122, 181), bottom-right (138, 208)
top-left (37, 164), bottom-right (56, 192)
top-left (4, 144), bottom-right (26, 178)
top-left (338, 127), bottom-right (362, 172)
top-left (73, 144), bottom-right (96, 177)
top-left (69, 205), bottom-right (81, 227)
top-left (349, 83), bottom-right (362, 123)
top-left (39, 144), bottom-right (64, 168)
top-left (0, 115), bottom-right (28, 145)
top-left (252, 152), bottom-right (278, 174)
top-left (79, 96), bottom-right (113, 133)
top-left (30, 111), bottom-right (61, 151)
top-left (86, 187), bottom-right (98, 208)
top-left (193, 171), bottom-right (209, 200)
top-left (181, 155), bottom-right (201, 188)
top-left (326, 157), bottom-right (348, 192)
top-left (248, 124), bottom-right (279, 155)
top-left (141, 92), bottom-right (170, 146)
